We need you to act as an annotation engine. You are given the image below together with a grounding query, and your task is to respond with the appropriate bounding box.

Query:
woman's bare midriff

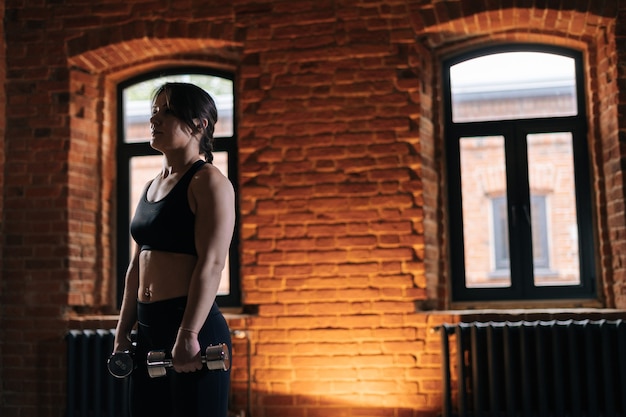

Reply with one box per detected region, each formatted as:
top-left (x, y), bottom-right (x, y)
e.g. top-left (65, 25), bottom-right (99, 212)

top-left (137, 250), bottom-right (197, 302)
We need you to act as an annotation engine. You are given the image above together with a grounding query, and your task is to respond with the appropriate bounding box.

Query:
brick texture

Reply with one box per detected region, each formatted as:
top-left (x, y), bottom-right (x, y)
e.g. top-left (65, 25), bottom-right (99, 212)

top-left (1, 1), bottom-right (626, 417)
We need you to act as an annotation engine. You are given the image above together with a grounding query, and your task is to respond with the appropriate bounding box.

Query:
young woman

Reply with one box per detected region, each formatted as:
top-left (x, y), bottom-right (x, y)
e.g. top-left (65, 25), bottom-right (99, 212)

top-left (113, 82), bottom-right (235, 417)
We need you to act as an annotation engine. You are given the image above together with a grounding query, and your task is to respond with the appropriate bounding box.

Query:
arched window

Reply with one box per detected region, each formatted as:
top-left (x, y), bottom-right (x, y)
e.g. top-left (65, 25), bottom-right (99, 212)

top-left (444, 45), bottom-right (596, 302)
top-left (116, 69), bottom-right (240, 307)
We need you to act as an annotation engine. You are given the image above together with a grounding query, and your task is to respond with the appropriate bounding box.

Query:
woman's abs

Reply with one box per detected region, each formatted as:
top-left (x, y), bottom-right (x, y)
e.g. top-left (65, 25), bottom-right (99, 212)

top-left (138, 250), bottom-right (196, 302)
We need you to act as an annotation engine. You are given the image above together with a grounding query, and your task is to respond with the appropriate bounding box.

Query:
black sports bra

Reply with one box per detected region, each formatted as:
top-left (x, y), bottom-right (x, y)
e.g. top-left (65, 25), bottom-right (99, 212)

top-left (130, 160), bottom-right (206, 256)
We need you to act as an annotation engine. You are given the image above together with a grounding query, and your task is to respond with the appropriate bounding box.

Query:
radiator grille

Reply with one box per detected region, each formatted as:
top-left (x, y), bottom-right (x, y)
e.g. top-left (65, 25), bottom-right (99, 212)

top-left (440, 319), bottom-right (626, 417)
top-left (66, 329), bottom-right (130, 417)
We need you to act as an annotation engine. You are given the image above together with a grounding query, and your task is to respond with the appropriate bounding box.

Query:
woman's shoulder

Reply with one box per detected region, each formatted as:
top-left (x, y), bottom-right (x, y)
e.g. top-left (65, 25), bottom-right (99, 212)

top-left (190, 162), bottom-right (234, 197)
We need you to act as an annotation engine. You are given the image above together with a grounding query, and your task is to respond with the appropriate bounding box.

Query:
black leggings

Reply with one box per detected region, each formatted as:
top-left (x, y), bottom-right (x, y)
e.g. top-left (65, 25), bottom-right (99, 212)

top-left (131, 297), bottom-right (231, 417)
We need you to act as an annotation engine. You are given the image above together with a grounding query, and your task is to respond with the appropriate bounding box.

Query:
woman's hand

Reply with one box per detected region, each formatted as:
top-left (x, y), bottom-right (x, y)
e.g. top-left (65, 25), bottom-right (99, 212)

top-left (171, 328), bottom-right (203, 372)
top-left (112, 335), bottom-right (133, 356)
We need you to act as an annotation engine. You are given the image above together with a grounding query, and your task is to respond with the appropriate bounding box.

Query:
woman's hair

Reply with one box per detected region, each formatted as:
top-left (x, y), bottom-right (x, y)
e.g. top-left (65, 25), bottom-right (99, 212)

top-left (152, 82), bottom-right (218, 163)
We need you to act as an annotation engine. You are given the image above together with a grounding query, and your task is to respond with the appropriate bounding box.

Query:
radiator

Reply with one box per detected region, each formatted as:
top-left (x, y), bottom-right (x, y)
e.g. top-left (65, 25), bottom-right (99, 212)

top-left (440, 319), bottom-right (626, 417)
top-left (66, 329), bottom-right (130, 417)
top-left (66, 329), bottom-right (248, 417)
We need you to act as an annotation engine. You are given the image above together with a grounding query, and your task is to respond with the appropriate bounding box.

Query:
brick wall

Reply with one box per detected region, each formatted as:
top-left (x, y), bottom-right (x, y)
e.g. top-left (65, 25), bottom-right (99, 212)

top-left (1, 1), bottom-right (626, 416)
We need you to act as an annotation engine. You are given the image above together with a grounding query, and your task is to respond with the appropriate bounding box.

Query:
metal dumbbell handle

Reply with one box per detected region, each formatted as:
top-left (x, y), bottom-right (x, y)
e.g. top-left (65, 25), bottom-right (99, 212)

top-left (107, 351), bottom-right (134, 378)
top-left (147, 343), bottom-right (230, 378)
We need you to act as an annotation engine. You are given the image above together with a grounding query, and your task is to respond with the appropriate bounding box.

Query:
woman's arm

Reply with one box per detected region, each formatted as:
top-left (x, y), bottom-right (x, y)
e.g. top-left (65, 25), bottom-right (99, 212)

top-left (172, 165), bottom-right (235, 372)
top-left (113, 244), bottom-right (140, 353)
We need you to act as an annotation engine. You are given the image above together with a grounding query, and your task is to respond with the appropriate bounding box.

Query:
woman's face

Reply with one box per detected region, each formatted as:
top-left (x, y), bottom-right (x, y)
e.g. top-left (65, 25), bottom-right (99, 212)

top-left (149, 91), bottom-right (196, 153)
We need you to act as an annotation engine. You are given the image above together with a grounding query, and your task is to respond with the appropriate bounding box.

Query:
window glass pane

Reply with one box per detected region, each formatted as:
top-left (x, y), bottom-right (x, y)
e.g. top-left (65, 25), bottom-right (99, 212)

top-left (129, 152), bottom-right (231, 296)
top-left (530, 195), bottom-right (550, 269)
top-left (450, 52), bottom-right (577, 123)
top-left (460, 136), bottom-right (511, 288)
top-left (123, 74), bottom-right (233, 143)
top-left (527, 132), bottom-right (580, 286)
top-left (212, 152), bottom-right (230, 296)
top-left (492, 196), bottom-right (509, 270)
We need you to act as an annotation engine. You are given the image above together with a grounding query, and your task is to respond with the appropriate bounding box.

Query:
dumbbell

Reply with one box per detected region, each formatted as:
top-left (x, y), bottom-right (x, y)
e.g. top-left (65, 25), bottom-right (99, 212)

top-left (146, 343), bottom-right (230, 378)
top-left (107, 351), bottom-right (135, 378)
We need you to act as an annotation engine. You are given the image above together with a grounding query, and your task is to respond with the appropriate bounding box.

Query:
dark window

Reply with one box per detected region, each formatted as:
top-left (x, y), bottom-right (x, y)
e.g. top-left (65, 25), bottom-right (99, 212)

top-left (116, 69), bottom-right (240, 307)
top-left (444, 45), bottom-right (596, 301)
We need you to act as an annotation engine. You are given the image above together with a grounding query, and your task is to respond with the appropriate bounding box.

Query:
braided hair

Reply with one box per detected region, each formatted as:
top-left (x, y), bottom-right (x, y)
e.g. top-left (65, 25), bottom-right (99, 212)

top-left (153, 82), bottom-right (218, 163)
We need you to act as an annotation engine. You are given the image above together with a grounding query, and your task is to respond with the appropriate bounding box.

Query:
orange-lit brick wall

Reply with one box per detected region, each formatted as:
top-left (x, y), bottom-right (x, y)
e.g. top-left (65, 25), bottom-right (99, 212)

top-left (1, 1), bottom-right (626, 417)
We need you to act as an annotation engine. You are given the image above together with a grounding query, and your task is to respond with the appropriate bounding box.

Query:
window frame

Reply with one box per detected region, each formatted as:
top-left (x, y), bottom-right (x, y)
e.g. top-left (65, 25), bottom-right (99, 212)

top-left (492, 194), bottom-right (550, 272)
top-left (115, 67), bottom-right (241, 307)
top-left (443, 44), bottom-right (596, 302)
